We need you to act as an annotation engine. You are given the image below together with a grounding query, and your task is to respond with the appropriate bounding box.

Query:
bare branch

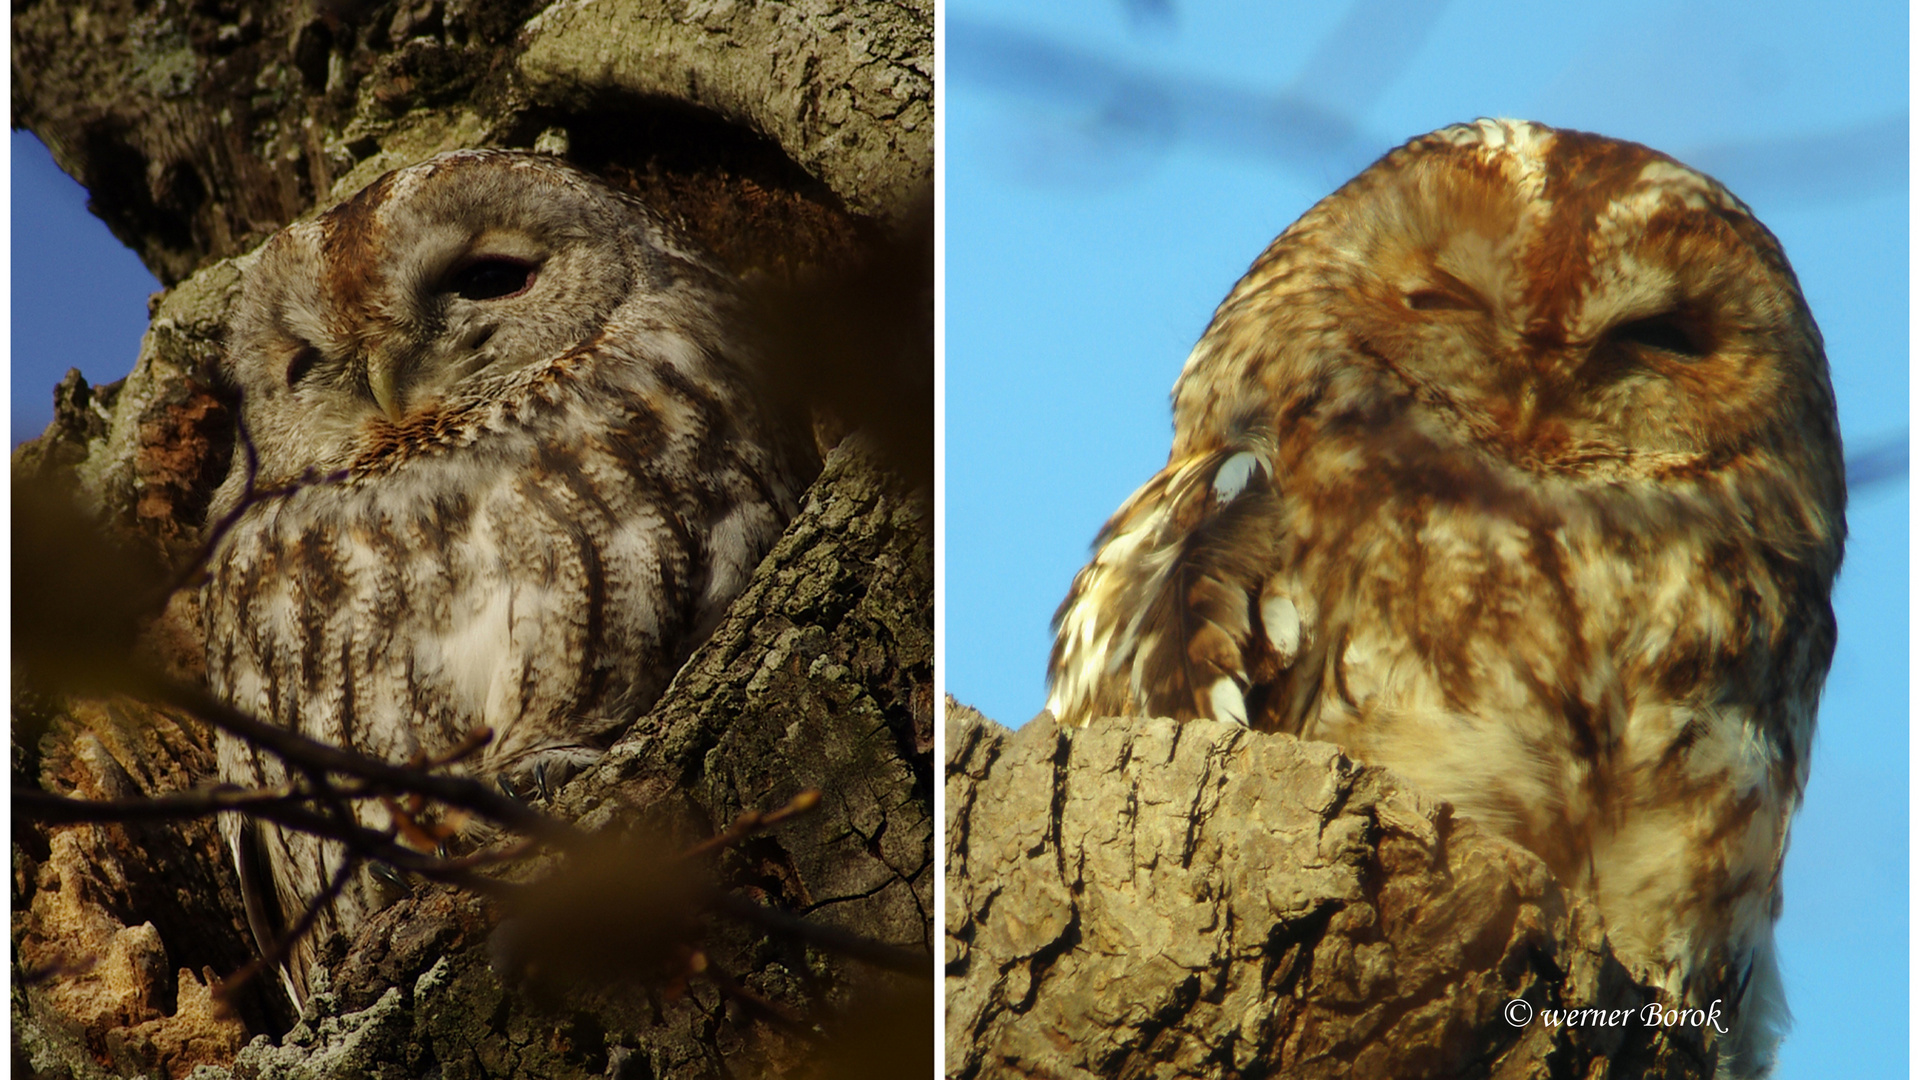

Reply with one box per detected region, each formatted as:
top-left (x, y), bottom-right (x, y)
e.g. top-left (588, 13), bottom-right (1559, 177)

top-left (710, 893), bottom-right (933, 979)
top-left (159, 405), bottom-right (349, 598)
top-left (15, 783), bottom-right (303, 824)
top-left (236, 799), bottom-right (519, 896)
top-left (135, 672), bottom-right (584, 846)
top-left (681, 788), bottom-right (824, 860)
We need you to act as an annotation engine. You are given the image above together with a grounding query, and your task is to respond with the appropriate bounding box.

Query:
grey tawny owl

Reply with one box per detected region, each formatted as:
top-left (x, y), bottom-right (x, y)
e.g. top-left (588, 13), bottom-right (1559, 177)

top-left (204, 150), bottom-right (813, 1002)
top-left (1047, 120), bottom-right (1843, 1078)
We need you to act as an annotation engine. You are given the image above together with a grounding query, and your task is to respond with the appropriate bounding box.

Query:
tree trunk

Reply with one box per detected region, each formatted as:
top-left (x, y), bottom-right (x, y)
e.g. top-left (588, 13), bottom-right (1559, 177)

top-left (944, 704), bottom-right (1716, 1080)
top-left (11, 2), bottom-right (932, 1077)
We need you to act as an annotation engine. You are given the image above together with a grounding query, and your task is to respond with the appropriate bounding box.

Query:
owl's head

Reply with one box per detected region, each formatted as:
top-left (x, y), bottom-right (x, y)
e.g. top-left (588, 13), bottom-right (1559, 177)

top-left (1177, 119), bottom-right (1843, 520)
top-left (222, 149), bottom-right (724, 482)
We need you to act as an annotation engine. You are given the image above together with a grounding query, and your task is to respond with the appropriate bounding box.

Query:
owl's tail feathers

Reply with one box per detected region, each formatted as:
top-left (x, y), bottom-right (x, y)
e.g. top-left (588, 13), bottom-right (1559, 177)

top-left (1714, 933), bottom-right (1788, 1079)
top-left (1047, 443), bottom-right (1289, 729)
top-left (233, 817), bottom-right (308, 1008)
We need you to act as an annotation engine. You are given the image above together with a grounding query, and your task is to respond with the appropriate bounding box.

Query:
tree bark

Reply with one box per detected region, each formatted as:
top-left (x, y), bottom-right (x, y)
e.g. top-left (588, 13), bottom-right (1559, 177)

top-left (12, 2), bottom-right (932, 1077)
top-left (944, 704), bottom-right (1715, 1080)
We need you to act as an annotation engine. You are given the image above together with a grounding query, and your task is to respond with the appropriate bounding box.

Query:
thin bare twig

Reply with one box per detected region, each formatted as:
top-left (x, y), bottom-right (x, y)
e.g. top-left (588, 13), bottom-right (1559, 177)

top-left (161, 407), bottom-right (349, 598)
top-left (418, 726), bottom-right (495, 769)
top-left (696, 952), bottom-right (812, 1034)
top-left (15, 783), bottom-right (303, 824)
top-left (679, 789), bottom-right (933, 979)
top-left (134, 673), bottom-right (582, 846)
top-left (681, 788), bottom-right (824, 860)
top-left (237, 798), bottom-right (518, 896)
top-left (708, 893), bottom-right (933, 979)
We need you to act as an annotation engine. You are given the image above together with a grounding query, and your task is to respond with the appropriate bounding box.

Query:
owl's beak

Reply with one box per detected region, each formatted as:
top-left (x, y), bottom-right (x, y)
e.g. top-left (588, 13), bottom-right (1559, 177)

top-left (1513, 383), bottom-right (1541, 439)
top-left (365, 355), bottom-right (404, 422)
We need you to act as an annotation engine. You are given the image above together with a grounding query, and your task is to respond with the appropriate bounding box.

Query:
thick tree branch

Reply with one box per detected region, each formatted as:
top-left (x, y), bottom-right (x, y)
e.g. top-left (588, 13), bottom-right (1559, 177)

top-left (944, 702), bottom-right (1715, 1080)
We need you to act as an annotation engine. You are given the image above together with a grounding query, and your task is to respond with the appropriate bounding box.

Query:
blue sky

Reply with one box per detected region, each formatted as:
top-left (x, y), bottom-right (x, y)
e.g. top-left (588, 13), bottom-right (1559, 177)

top-left (7, 1), bottom-right (1909, 1074)
top-left (946, 0), bottom-right (1906, 1076)
top-left (12, 130), bottom-right (162, 443)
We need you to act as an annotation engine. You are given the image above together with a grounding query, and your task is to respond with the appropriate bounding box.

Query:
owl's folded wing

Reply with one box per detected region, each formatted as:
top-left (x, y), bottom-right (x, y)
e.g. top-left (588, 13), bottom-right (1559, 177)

top-left (1047, 437), bottom-right (1295, 728)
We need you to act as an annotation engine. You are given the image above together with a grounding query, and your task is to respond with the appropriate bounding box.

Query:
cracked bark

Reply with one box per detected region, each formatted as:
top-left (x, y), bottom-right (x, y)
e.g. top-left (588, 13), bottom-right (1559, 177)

top-left (944, 704), bottom-right (1715, 1080)
top-left (13, 2), bottom-right (931, 1077)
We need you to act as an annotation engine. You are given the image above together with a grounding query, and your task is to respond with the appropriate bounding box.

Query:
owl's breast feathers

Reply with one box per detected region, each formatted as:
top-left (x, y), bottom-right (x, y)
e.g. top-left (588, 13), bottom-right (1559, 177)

top-left (209, 319), bottom-right (797, 774)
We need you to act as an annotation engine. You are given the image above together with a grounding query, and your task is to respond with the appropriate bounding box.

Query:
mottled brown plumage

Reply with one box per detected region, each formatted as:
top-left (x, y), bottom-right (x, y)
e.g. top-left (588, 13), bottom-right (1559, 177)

top-left (1048, 120), bottom-right (1843, 1078)
top-left (205, 150), bottom-right (814, 1003)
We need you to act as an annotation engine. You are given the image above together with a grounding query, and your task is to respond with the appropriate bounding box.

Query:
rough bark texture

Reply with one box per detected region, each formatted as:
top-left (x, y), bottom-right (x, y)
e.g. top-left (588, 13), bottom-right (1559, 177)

top-left (12, 698), bottom-right (265, 1080)
top-left (517, 0), bottom-right (933, 221)
top-left (944, 704), bottom-right (1716, 1080)
top-left (13, 1), bottom-right (932, 1076)
top-left (14, 0), bottom-right (931, 286)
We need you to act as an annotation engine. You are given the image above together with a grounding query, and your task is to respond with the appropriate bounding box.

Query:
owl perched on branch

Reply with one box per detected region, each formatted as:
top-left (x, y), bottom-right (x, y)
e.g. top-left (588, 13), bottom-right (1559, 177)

top-left (1047, 120), bottom-right (1843, 1078)
top-left (204, 150), bottom-right (814, 1002)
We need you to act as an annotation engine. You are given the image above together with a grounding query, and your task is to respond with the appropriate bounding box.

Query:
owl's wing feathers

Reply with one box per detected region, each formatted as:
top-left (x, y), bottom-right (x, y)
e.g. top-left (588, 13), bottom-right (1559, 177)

top-left (1048, 439), bottom-right (1292, 728)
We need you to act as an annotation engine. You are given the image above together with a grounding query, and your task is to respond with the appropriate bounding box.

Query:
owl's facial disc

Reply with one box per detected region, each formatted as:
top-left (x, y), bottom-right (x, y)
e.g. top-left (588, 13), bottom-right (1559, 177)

top-left (351, 233), bottom-right (563, 419)
top-left (1340, 150), bottom-right (1792, 474)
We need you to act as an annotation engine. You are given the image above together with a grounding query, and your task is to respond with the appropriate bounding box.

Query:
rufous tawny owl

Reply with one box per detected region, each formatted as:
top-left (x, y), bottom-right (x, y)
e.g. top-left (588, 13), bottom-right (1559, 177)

top-left (1047, 119), bottom-right (1843, 1078)
top-left (204, 149), bottom-right (814, 1003)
